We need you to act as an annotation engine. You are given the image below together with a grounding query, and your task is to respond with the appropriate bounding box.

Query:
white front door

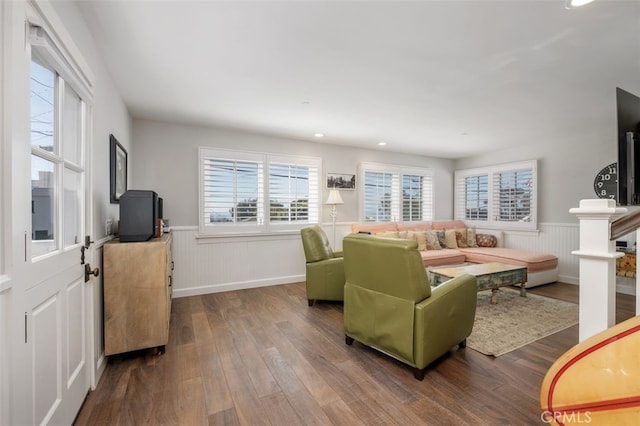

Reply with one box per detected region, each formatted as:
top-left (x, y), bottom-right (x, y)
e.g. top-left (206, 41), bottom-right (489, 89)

top-left (11, 5), bottom-right (94, 424)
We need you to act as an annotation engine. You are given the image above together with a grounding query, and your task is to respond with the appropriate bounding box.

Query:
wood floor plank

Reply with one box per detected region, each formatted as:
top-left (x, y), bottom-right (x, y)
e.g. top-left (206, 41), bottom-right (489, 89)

top-left (215, 329), bottom-right (270, 425)
top-left (192, 311), bottom-right (214, 343)
top-left (76, 282), bottom-right (635, 425)
top-left (259, 391), bottom-right (304, 425)
top-left (263, 322), bottom-right (341, 407)
top-left (228, 326), bottom-right (280, 398)
top-left (320, 399), bottom-right (365, 426)
top-left (174, 377), bottom-right (209, 426)
top-left (208, 407), bottom-right (241, 426)
top-left (260, 347), bottom-right (334, 425)
top-left (196, 340), bottom-right (234, 416)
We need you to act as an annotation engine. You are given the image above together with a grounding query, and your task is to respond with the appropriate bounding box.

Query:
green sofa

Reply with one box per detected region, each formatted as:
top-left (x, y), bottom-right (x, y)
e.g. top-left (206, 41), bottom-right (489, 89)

top-left (300, 226), bottom-right (345, 306)
top-left (343, 233), bottom-right (478, 380)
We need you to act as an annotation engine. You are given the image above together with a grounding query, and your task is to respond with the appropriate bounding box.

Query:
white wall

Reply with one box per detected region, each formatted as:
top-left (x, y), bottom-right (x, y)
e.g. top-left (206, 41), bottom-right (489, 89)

top-left (132, 119), bottom-right (455, 225)
top-left (131, 119), bottom-right (455, 296)
top-left (454, 98), bottom-right (640, 288)
top-left (48, 0), bottom-right (132, 391)
top-left (130, 115), bottom-right (632, 293)
top-left (455, 130), bottom-right (618, 225)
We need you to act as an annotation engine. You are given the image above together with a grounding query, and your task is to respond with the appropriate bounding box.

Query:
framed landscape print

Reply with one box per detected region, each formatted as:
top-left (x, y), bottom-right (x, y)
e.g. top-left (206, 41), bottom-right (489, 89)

top-left (327, 172), bottom-right (356, 190)
top-left (110, 134), bottom-right (127, 203)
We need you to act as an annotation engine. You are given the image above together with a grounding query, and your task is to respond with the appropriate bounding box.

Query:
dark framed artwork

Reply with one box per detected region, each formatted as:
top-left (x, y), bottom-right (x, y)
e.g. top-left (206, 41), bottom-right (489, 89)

top-left (110, 134), bottom-right (127, 203)
top-left (326, 172), bottom-right (356, 190)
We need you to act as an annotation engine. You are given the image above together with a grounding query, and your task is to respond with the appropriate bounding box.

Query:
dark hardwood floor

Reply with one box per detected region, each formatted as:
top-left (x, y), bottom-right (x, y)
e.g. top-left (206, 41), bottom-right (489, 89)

top-left (74, 282), bottom-right (636, 425)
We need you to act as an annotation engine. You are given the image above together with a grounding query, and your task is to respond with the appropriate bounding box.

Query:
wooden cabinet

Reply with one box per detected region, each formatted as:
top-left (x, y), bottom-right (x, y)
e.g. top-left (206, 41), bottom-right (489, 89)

top-left (103, 232), bottom-right (173, 356)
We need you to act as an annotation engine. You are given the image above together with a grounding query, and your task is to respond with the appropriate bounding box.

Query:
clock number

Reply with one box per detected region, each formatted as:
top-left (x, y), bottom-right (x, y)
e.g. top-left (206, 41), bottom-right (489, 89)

top-left (593, 162), bottom-right (618, 201)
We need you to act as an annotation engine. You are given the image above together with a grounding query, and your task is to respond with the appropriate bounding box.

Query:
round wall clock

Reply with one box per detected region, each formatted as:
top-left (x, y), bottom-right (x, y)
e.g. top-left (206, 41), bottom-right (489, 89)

top-left (593, 162), bottom-right (617, 200)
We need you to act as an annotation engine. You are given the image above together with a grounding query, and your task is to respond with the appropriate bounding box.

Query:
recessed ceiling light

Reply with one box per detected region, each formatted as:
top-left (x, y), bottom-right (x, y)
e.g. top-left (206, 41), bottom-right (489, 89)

top-left (378, 142), bottom-right (387, 146)
top-left (314, 133), bottom-right (324, 138)
top-left (565, 0), bottom-right (595, 9)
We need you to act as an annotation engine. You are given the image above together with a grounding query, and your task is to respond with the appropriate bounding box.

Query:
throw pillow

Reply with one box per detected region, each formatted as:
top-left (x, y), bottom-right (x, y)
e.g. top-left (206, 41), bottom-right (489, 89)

top-left (398, 230), bottom-right (409, 239)
top-left (436, 230), bottom-right (447, 248)
top-left (455, 228), bottom-right (468, 248)
top-left (407, 230), bottom-right (427, 251)
top-left (467, 227), bottom-right (479, 247)
top-left (444, 229), bottom-right (458, 249)
top-left (425, 230), bottom-right (442, 250)
top-left (376, 230), bottom-right (399, 239)
top-left (476, 233), bottom-right (498, 248)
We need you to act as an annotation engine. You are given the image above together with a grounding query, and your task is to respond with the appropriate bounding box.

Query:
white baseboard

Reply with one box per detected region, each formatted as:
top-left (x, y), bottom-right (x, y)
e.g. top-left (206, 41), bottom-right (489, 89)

top-left (173, 274), bottom-right (305, 298)
top-left (558, 274), bottom-right (579, 285)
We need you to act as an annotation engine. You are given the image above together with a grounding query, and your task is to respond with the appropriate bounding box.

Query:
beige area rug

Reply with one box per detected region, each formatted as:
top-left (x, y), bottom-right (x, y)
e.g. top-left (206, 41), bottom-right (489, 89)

top-left (466, 288), bottom-right (579, 357)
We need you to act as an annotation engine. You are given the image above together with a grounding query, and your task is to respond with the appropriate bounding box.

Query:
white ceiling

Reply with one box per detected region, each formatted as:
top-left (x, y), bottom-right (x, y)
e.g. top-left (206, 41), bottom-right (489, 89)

top-left (77, 0), bottom-right (640, 159)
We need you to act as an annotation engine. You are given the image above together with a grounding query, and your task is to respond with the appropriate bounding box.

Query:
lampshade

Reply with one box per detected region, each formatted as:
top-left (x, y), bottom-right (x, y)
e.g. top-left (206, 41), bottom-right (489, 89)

top-left (325, 188), bottom-right (344, 205)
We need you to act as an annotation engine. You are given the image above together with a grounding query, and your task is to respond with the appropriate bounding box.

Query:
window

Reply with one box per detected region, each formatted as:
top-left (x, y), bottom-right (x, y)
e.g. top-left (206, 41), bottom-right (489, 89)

top-left (30, 25), bottom-right (90, 258)
top-left (361, 163), bottom-right (433, 222)
top-left (268, 162), bottom-right (318, 223)
top-left (199, 148), bottom-right (320, 235)
top-left (454, 160), bottom-right (537, 230)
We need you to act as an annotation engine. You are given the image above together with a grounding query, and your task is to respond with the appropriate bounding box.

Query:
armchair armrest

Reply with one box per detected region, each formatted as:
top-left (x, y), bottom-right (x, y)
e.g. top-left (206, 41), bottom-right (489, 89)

top-left (413, 274), bottom-right (477, 368)
top-left (305, 256), bottom-right (345, 301)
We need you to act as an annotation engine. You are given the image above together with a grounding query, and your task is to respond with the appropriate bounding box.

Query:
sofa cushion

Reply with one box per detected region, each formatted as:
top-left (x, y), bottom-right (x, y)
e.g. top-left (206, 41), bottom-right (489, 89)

top-left (431, 220), bottom-right (466, 230)
top-left (459, 247), bottom-right (558, 273)
top-left (466, 227), bottom-right (479, 248)
top-left (351, 223), bottom-right (398, 234)
top-left (407, 230), bottom-right (427, 251)
top-left (397, 222), bottom-right (433, 231)
top-left (455, 228), bottom-right (469, 248)
top-left (425, 230), bottom-right (442, 250)
top-left (420, 249), bottom-right (466, 267)
top-left (444, 229), bottom-right (458, 249)
top-left (376, 230), bottom-right (400, 238)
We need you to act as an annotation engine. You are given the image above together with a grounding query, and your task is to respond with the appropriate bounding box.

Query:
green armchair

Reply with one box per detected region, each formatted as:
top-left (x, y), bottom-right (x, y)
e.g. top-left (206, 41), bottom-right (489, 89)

top-left (300, 226), bottom-right (345, 306)
top-left (343, 233), bottom-right (477, 380)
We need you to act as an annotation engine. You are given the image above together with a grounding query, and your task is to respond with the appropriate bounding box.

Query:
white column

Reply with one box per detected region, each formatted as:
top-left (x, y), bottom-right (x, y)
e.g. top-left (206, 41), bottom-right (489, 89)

top-left (570, 199), bottom-right (627, 342)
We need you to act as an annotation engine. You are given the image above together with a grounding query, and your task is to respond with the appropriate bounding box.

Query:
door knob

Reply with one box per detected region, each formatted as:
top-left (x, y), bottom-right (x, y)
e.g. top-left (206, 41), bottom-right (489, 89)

top-left (84, 264), bottom-right (100, 282)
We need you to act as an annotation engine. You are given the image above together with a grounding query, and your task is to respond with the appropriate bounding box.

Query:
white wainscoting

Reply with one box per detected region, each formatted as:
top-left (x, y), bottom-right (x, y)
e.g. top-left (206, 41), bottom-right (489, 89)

top-left (170, 222), bottom-right (607, 298)
top-left (503, 223), bottom-right (580, 285)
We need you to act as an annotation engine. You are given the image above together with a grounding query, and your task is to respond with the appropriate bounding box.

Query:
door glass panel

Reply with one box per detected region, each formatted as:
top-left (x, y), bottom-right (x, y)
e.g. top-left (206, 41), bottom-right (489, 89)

top-left (62, 85), bottom-right (81, 165)
top-left (30, 60), bottom-right (56, 153)
top-left (32, 155), bottom-right (57, 257)
top-left (63, 168), bottom-right (81, 247)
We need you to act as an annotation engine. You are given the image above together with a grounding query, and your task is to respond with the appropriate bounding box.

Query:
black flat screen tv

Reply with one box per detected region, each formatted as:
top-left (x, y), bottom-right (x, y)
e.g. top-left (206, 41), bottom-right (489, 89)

top-left (119, 190), bottom-right (160, 242)
top-left (616, 87), bottom-right (640, 205)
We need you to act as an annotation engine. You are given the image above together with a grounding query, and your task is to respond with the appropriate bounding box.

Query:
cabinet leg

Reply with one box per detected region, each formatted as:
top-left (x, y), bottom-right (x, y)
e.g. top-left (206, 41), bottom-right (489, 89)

top-left (157, 345), bottom-right (166, 355)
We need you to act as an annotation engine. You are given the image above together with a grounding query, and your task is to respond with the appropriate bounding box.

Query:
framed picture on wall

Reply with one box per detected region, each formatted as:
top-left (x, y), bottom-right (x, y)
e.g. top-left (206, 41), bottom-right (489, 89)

top-left (110, 134), bottom-right (127, 203)
top-left (327, 172), bottom-right (356, 190)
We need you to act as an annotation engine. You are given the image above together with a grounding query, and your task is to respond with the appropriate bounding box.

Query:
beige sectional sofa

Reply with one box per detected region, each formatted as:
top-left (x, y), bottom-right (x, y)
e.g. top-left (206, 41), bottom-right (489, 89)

top-left (351, 220), bottom-right (559, 288)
